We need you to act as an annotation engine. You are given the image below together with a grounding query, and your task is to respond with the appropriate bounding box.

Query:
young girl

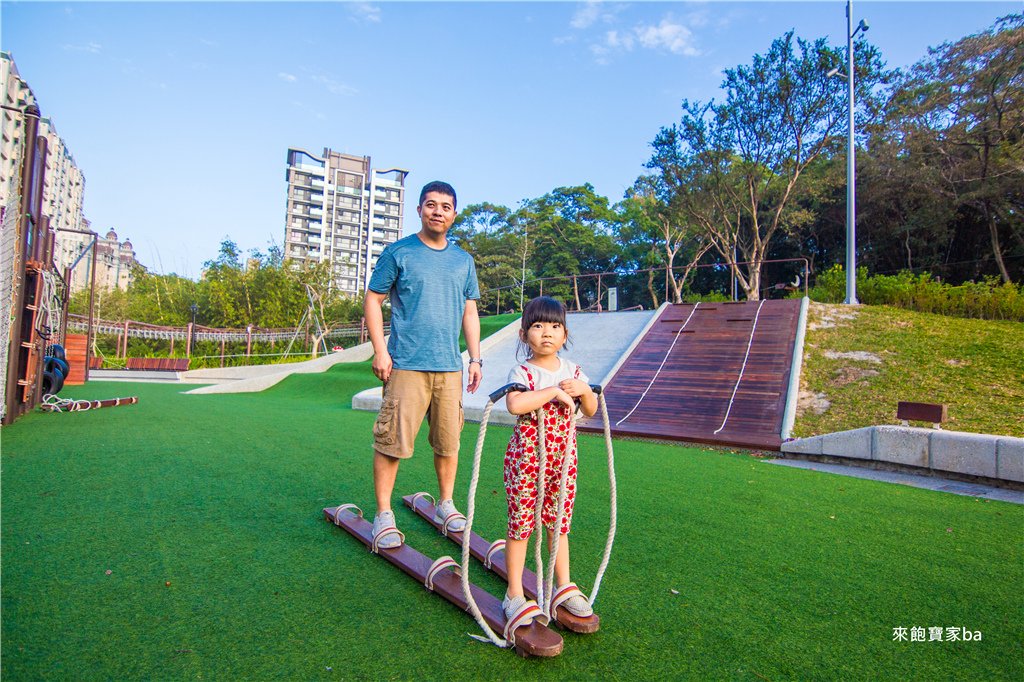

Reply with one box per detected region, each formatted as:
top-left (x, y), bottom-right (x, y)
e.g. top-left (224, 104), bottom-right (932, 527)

top-left (501, 296), bottom-right (600, 634)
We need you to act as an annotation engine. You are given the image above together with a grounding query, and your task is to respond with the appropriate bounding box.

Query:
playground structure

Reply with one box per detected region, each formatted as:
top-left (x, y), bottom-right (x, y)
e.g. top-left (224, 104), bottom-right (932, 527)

top-left (579, 298), bottom-right (807, 449)
top-left (354, 299), bottom-right (809, 451)
top-left (1, 103), bottom-right (69, 424)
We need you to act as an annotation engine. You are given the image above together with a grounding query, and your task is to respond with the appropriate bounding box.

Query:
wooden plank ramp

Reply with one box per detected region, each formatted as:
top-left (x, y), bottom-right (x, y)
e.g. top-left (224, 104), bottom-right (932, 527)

top-left (578, 299), bottom-right (801, 450)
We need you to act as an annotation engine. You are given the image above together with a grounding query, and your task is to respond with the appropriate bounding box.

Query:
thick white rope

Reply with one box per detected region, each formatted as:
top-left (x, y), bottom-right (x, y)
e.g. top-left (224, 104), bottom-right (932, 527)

top-left (589, 392), bottom-right (617, 606)
top-left (713, 299), bottom-right (766, 434)
top-left (532, 407), bottom-right (548, 608)
top-left (460, 400), bottom-right (510, 648)
top-left (615, 302), bottom-right (700, 426)
top-left (40, 394), bottom-right (136, 412)
top-left (37, 269), bottom-right (63, 345)
top-left (542, 409), bottom-right (574, 620)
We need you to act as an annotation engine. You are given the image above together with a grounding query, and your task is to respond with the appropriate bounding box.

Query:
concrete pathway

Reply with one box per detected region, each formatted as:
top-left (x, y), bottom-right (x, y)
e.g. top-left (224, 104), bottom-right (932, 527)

top-left (767, 458), bottom-right (1023, 504)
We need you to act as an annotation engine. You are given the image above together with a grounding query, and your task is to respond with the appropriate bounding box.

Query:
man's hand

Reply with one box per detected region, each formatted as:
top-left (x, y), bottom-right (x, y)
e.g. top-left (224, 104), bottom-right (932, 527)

top-left (467, 362), bottom-right (482, 394)
top-left (372, 351), bottom-right (393, 383)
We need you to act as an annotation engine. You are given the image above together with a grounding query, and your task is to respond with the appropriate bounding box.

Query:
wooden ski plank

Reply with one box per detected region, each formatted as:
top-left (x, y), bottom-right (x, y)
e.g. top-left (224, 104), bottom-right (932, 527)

top-left (403, 494), bottom-right (602, 635)
top-left (402, 494), bottom-right (540, 600)
top-left (322, 504), bottom-right (562, 657)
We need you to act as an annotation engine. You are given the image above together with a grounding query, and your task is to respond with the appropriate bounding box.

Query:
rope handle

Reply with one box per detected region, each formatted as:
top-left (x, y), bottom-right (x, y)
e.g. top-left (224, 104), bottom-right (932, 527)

top-left (713, 299), bottom-right (766, 434)
top-left (424, 556), bottom-right (460, 591)
top-left (488, 382), bottom-right (529, 403)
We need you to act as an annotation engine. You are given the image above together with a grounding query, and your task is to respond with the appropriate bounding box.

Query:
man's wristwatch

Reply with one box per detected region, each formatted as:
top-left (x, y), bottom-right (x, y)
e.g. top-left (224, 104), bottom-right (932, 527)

top-left (469, 358), bottom-right (483, 367)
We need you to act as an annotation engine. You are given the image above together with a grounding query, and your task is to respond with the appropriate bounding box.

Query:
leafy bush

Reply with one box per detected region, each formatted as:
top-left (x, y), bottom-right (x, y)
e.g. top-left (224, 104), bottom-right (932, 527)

top-left (808, 265), bottom-right (1024, 321)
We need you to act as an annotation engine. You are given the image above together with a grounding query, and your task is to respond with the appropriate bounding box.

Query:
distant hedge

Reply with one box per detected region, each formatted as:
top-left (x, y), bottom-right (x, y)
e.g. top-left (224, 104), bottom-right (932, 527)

top-left (806, 266), bottom-right (1024, 321)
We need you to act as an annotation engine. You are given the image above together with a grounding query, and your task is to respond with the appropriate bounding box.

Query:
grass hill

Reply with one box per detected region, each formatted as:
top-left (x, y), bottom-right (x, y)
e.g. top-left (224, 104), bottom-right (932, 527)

top-left (477, 304), bottom-right (1023, 439)
top-left (795, 303), bottom-right (1024, 438)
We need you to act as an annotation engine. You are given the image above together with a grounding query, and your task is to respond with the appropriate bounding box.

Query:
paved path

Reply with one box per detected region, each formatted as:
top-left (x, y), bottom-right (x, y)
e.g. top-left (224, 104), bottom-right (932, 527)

top-left (768, 458), bottom-right (1023, 504)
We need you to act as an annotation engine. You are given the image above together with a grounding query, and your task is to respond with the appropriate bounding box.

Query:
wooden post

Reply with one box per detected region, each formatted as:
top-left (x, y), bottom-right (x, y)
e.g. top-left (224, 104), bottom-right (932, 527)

top-left (220, 337), bottom-right (226, 367)
top-left (597, 274), bottom-right (603, 312)
top-left (246, 326), bottom-right (252, 357)
top-left (186, 322), bottom-right (193, 358)
top-left (122, 320), bottom-right (130, 358)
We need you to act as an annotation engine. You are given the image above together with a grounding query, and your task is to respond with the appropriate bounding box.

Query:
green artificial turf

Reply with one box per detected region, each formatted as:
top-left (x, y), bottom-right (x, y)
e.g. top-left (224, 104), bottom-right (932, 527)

top-left (2, 363), bottom-right (1022, 680)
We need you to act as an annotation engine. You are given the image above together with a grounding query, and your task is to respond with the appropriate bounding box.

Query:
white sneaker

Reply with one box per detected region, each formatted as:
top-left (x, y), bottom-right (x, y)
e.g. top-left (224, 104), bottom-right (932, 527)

top-left (556, 584), bottom-right (594, 617)
top-left (502, 592), bottom-right (527, 620)
top-left (372, 510), bottom-right (402, 549)
top-left (434, 498), bottom-right (467, 533)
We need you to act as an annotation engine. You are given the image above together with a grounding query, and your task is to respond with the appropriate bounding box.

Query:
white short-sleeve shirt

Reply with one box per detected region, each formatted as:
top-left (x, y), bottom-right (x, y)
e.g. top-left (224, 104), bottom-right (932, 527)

top-left (507, 356), bottom-right (590, 391)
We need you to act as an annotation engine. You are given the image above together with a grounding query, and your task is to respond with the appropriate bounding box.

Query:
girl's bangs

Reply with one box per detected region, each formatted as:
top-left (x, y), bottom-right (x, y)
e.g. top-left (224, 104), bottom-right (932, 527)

top-left (524, 298), bottom-right (567, 326)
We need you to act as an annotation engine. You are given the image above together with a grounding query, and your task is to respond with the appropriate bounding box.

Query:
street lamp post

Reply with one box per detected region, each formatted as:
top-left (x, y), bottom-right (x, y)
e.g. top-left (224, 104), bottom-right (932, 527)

top-left (829, 0), bottom-right (868, 305)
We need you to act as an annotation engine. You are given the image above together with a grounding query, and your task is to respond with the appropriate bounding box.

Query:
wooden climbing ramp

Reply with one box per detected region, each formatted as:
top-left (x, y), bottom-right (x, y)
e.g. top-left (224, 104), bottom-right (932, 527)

top-left (578, 299), bottom-right (802, 450)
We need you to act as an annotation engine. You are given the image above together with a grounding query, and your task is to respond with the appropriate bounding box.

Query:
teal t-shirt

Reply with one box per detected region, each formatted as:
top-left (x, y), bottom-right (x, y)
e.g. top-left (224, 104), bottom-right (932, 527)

top-left (368, 234), bottom-right (480, 372)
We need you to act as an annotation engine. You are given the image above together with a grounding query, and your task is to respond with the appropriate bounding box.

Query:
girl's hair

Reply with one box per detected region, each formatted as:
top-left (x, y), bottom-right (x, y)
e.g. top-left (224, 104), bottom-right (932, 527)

top-left (516, 296), bottom-right (571, 360)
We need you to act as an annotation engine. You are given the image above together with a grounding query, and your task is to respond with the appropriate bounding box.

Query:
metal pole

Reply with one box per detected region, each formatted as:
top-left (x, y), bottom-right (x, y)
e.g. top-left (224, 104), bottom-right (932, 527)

top-left (85, 238), bottom-right (97, 380)
top-left (845, 0), bottom-right (859, 304)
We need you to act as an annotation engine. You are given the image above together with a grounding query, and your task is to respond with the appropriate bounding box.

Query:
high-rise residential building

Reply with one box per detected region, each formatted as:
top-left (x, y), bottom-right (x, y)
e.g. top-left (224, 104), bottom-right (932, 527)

top-left (2, 52), bottom-right (89, 284)
top-left (283, 147), bottom-right (407, 295)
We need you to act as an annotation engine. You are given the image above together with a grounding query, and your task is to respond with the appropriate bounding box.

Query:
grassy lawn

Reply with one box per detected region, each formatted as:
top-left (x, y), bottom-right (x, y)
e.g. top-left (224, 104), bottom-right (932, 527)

top-left (795, 303), bottom-right (1024, 438)
top-left (2, 360), bottom-right (1021, 680)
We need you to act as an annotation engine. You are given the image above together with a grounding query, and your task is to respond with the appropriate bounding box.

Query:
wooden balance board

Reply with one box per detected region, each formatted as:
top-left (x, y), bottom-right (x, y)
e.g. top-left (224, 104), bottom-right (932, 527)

top-left (323, 505), bottom-right (563, 658)
top-left (401, 494), bottom-right (600, 634)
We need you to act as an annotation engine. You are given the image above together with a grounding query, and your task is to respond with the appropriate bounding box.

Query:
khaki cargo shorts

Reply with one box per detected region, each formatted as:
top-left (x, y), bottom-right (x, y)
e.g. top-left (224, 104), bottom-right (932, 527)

top-left (373, 369), bottom-right (464, 460)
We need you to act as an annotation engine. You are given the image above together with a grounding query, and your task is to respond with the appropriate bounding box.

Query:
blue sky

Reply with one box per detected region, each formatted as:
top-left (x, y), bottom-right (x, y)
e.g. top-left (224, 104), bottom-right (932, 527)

top-left (2, 1), bottom-right (1018, 278)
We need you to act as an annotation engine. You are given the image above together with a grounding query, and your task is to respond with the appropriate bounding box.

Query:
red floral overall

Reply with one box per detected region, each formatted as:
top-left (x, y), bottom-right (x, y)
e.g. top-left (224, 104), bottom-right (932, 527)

top-left (504, 364), bottom-right (579, 540)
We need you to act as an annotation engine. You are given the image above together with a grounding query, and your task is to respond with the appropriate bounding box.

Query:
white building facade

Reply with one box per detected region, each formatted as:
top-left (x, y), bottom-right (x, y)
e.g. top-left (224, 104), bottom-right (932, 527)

top-left (283, 147), bottom-right (407, 295)
top-left (2, 52), bottom-right (92, 287)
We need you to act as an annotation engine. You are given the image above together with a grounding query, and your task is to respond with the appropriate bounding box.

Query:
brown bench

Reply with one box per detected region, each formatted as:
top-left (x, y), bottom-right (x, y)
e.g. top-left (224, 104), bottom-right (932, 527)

top-left (124, 358), bottom-right (190, 372)
top-left (897, 401), bottom-right (948, 428)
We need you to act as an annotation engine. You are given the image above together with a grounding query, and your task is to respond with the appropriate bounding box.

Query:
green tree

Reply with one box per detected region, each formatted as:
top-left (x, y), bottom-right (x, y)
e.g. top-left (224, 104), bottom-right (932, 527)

top-left (876, 14), bottom-right (1023, 283)
top-left (520, 185), bottom-right (617, 310)
top-left (451, 203), bottom-right (524, 313)
top-left (648, 31), bottom-right (889, 299)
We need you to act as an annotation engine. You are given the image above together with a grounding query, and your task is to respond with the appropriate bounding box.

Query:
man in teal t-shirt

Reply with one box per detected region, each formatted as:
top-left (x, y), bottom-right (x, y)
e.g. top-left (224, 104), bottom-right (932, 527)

top-left (363, 181), bottom-right (482, 548)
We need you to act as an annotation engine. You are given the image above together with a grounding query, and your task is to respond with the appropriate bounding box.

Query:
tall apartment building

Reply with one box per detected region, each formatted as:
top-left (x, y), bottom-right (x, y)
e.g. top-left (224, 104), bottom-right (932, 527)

top-left (2, 52), bottom-right (89, 280)
top-left (283, 147), bottom-right (407, 295)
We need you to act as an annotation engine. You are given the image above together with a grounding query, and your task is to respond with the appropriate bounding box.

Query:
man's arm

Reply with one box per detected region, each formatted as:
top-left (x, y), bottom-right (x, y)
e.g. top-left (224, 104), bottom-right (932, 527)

top-left (462, 299), bottom-right (482, 393)
top-left (364, 290), bottom-right (392, 383)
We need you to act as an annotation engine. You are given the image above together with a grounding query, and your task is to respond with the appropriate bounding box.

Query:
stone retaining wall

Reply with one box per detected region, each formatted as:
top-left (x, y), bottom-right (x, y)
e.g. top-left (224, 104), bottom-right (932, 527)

top-left (782, 426), bottom-right (1024, 485)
